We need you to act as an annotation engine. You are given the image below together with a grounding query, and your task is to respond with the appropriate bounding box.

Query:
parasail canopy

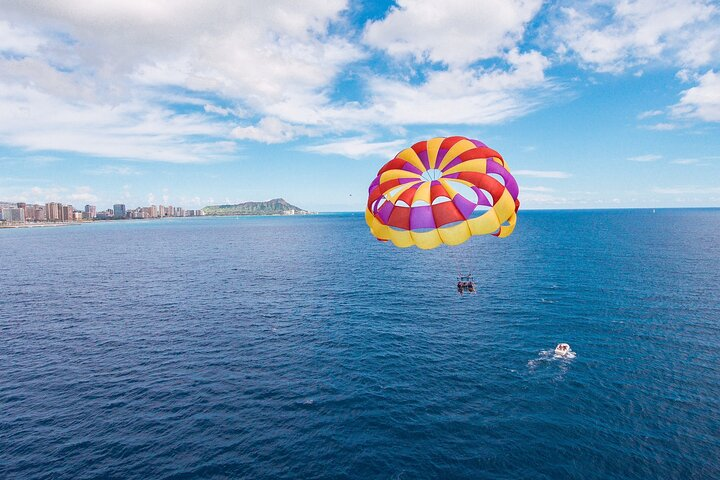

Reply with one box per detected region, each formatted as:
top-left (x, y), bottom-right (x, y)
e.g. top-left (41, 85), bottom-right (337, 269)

top-left (366, 136), bottom-right (520, 250)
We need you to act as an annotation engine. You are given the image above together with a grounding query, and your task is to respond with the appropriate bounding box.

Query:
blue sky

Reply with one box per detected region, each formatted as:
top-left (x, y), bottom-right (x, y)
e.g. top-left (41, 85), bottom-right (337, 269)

top-left (1, 0), bottom-right (719, 211)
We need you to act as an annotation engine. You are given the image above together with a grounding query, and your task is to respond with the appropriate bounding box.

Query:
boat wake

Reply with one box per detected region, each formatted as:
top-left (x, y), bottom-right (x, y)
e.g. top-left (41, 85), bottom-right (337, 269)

top-left (527, 348), bottom-right (576, 380)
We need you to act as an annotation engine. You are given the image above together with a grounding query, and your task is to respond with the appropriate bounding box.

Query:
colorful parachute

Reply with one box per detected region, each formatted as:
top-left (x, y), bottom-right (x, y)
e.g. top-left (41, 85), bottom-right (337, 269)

top-left (366, 136), bottom-right (520, 249)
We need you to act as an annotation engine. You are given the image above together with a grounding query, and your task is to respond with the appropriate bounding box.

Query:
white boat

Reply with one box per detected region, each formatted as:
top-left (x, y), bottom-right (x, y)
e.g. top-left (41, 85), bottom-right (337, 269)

top-left (554, 343), bottom-right (572, 356)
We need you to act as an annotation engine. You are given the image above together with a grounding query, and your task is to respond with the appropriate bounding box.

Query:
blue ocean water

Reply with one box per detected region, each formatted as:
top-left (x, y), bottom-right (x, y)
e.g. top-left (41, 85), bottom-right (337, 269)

top-left (1, 210), bottom-right (719, 479)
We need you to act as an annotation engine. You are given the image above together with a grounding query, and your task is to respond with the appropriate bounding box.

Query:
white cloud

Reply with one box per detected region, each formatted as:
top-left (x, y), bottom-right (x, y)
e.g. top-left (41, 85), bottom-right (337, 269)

top-left (627, 154), bottom-right (662, 162)
top-left (0, 80), bottom-right (237, 162)
top-left (643, 123), bottom-right (678, 131)
top-left (638, 109), bottom-right (663, 119)
top-left (0, 20), bottom-right (45, 56)
top-left (522, 186), bottom-right (556, 192)
top-left (554, 0), bottom-right (719, 73)
top-left (7, 185), bottom-right (98, 205)
top-left (230, 49), bottom-right (552, 137)
top-left (653, 186), bottom-right (720, 194)
top-left (670, 158), bottom-right (699, 164)
top-left (513, 170), bottom-right (571, 178)
top-left (303, 137), bottom-right (407, 159)
top-left (363, 0), bottom-right (543, 67)
top-left (3, 0), bottom-right (714, 175)
top-left (89, 165), bottom-right (140, 176)
top-left (365, 49), bottom-right (551, 126)
top-left (521, 193), bottom-right (569, 205)
top-left (0, 0), bottom-right (562, 160)
top-left (26, 186), bottom-right (66, 203)
top-left (0, 1), bottom-right (360, 160)
top-left (231, 117), bottom-right (307, 144)
top-left (69, 186), bottom-right (98, 203)
top-left (671, 70), bottom-right (720, 121)
top-left (676, 69), bottom-right (693, 83)
top-left (355, 0), bottom-right (552, 128)
top-left (203, 104), bottom-right (245, 117)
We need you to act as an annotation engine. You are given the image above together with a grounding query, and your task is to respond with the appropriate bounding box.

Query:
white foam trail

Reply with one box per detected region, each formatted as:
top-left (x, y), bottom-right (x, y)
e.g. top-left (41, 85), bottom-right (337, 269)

top-left (527, 348), bottom-right (576, 373)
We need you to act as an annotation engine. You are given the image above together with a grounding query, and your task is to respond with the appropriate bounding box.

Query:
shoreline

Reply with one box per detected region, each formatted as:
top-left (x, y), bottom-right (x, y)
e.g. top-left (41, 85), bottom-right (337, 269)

top-left (1, 213), bottom-right (322, 229)
top-left (0, 222), bottom-right (80, 229)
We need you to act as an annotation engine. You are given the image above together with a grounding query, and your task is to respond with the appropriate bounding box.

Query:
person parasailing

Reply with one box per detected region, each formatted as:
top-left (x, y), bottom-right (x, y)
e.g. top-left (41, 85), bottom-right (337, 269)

top-left (364, 136), bottom-right (520, 293)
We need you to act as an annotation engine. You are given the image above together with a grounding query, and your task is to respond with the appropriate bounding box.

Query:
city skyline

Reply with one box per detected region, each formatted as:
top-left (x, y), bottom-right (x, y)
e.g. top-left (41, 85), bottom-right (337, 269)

top-left (0, 199), bottom-right (204, 224)
top-left (1, 1), bottom-right (719, 211)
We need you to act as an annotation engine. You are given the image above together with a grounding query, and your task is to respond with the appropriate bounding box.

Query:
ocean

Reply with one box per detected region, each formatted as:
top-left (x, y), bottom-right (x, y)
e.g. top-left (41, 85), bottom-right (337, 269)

top-left (1, 210), bottom-right (719, 479)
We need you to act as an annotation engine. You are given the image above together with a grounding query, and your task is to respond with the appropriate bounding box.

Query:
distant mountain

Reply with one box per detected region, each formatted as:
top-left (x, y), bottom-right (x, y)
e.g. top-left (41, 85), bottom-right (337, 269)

top-left (202, 198), bottom-right (310, 216)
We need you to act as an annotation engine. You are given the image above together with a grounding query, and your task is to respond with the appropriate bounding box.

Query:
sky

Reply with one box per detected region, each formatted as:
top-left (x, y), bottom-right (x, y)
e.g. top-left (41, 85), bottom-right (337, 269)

top-left (1, 0), bottom-right (719, 212)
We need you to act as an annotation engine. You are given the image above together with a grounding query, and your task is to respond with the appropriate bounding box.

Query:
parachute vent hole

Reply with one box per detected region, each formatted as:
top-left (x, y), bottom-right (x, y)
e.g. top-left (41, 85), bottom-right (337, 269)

top-left (420, 169), bottom-right (443, 181)
top-left (395, 200), bottom-right (410, 208)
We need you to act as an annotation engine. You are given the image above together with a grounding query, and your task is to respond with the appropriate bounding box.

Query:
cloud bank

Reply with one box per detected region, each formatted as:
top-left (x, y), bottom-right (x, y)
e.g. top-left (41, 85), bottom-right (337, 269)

top-left (0, 0), bottom-right (718, 166)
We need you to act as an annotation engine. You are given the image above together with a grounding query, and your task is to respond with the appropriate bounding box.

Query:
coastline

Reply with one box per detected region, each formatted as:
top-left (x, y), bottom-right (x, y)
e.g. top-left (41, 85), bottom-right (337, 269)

top-left (0, 222), bottom-right (80, 229)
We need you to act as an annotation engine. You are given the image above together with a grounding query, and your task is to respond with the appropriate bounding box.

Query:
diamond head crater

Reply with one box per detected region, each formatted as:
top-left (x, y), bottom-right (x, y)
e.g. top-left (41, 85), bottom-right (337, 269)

top-left (202, 198), bottom-right (311, 216)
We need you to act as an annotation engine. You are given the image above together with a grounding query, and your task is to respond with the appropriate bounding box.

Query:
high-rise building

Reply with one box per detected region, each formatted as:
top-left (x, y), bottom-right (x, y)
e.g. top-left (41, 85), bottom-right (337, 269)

top-left (46, 202), bottom-right (60, 221)
top-left (1, 207), bottom-right (25, 223)
top-left (23, 205), bottom-right (35, 221)
top-left (113, 204), bottom-right (126, 219)
top-left (96, 210), bottom-right (113, 220)
top-left (22, 204), bottom-right (43, 222)
top-left (61, 205), bottom-right (73, 222)
top-left (84, 205), bottom-right (96, 219)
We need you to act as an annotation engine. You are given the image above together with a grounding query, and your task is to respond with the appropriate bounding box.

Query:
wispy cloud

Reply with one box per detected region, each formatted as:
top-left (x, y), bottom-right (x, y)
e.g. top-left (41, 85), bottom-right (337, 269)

top-left (643, 123), bottom-right (678, 131)
top-left (627, 154), bottom-right (662, 162)
top-left (638, 110), bottom-right (664, 119)
top-left (4, 185), bottom-right (99, 205)
top-left (203, 104), bottom-right (246, 118)
top-left (88, 165), bottom-right (141, 176)
top-left (231, 118), bottom-right (309, 144)
top-left (521, 193), bottom-right (569, 205)
top-left (69, 186), bottom-right (98, 203)
top-left (653, 186), bottom-right (720, 194)
top-left (513, 170), bottom-right (571, 179)
top-left (302, 138), bottom-right (407, 159)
